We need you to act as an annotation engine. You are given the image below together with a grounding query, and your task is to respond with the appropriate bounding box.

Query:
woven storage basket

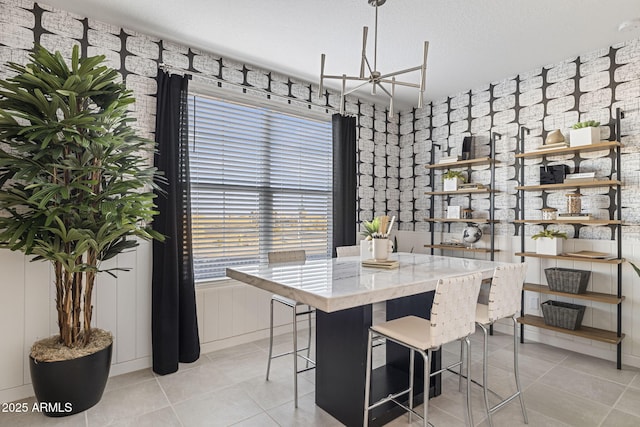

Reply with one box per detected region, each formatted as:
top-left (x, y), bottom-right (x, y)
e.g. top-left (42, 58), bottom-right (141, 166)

top-left (541, 301), bottom-right (586, 330)
top-left (544, 268), bottom-right (590, 294)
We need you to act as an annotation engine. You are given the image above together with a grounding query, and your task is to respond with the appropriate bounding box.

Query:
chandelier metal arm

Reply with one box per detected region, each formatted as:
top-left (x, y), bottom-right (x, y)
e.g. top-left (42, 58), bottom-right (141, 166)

top-left (319, 0), bottom-right (429, 117)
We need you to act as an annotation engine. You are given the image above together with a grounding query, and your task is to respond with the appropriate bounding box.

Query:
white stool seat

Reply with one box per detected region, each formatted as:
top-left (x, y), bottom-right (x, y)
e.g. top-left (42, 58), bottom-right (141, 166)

top-left (371, 315), bottom-right (432, 350)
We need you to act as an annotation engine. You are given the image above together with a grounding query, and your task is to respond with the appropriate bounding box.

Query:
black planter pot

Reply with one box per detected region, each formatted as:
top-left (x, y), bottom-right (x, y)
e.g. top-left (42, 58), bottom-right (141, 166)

top-left (29, 342), bottom-right (112, 417)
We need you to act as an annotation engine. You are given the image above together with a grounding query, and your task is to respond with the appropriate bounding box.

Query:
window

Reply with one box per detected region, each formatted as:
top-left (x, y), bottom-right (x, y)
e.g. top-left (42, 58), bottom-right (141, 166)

top-left (188, 93), bottom-right (333, 281)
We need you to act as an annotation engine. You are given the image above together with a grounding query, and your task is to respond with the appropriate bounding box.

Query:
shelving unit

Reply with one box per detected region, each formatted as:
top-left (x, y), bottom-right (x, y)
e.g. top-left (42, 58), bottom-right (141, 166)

top-left (424, 134), bottom-right (501, 260)
top-left (516, 109), bottom-right (625, 369)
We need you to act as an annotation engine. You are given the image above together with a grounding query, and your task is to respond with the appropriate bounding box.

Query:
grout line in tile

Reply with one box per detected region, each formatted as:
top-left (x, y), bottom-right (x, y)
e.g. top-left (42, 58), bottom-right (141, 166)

top-left (154, 375), bottom-right (185, 427)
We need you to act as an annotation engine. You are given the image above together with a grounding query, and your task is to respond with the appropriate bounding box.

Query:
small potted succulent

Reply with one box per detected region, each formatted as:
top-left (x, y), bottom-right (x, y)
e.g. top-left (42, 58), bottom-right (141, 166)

top-left (442, 170), bottom-right (466, 192)
top-left (532, 229), bottom-right (568, 255)
top-left (569, 120), bottom-right (600, 147)
top-left (360, 216), bottom-right (394, 261)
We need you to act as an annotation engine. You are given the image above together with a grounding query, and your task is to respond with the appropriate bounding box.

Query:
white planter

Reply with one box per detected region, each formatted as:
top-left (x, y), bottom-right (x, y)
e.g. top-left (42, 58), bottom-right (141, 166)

top-left (443, 177), bottom-right (463, 192)
top-left (569, 127), bottom-right (599, 147)
top-left (370, 238), bottom-right (392, 261)
top-left (535, 237), bottom-right (562, 256)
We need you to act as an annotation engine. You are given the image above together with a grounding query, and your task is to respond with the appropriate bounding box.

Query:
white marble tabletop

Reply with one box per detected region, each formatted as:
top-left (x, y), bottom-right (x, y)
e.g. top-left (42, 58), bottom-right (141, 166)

top-left (226, 253), bottom-right (507, 312)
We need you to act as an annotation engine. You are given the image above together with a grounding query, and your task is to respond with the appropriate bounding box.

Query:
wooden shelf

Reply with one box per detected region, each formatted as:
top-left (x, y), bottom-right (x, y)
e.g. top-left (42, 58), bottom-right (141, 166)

top-left (517, 314), bottom-right (624, 344)
top-left (424, 218), bottom-right (497, 224)
top-left (514, 219), bottom-right (622, 225)
top-left (523, 283), bottom-right (624, 304)
top-left (516, 180), bottom-right (621, 191)
top-left (515, 252), bottom-right (624, 264)
top-left (424, 244), bottom-right (497, 253)
top-left (515, 141), bottom-right (622, 158)
top-left (425, 157), bottom-right (497, 169)
top-left (425, 188), bottom-right (494, 196)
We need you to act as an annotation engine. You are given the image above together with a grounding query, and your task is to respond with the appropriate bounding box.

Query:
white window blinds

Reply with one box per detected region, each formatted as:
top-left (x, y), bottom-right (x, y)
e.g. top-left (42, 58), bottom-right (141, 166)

top-left (187, 94), bottom-right (333, 281)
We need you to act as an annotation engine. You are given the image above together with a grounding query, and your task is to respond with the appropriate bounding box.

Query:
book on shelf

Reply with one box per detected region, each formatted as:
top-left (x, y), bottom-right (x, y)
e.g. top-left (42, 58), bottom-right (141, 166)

top-left (557, 213), bottom-right (592, 221)
top-left (562, 250), bottom-right (613, 259)
top-left (561, 177), bottom-right (601, 184)
top-left (458, 182), bottom-right (485, 189)
top-left (438, 155), bottom-right (461, 164)
top-left (534, 142), bottom-right (568, 150)
top-left (566, 172), bottom-right (596, 180)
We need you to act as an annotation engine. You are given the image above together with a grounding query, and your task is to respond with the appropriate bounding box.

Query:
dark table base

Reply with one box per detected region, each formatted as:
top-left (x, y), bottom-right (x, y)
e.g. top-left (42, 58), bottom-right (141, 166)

top-left (315, 291), bottom-right (440, 427)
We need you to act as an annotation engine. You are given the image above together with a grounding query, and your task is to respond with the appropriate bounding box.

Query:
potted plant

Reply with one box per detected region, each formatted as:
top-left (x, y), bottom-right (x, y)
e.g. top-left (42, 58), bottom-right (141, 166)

top-left (0, 45), bottom-right (162, 416)
top-left (569, 120), bottom-right (600, 147)
top-left (531, 229), bottom-right (568, 255)
top-left (360, 216), bottom-right (394, 260)
top-left (443, 170), bottom-right (466, 191)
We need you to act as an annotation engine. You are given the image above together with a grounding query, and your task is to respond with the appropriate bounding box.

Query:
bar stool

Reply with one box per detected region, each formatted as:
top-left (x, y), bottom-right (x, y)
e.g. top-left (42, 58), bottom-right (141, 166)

top-left (336, 245), bottom-right (360, 257)
top-left (475, 263), bottom-right (528, 426)
top-left (363, 272), bottom-right (483, 427)
top-left (265, 250), bottom-right (315, 408)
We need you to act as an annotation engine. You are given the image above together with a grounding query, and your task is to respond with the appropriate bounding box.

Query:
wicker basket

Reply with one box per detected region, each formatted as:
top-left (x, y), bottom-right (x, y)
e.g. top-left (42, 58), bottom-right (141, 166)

top-left (544, 268), bottom-right (590, 294)
top-left (541, 301), bottom-right (586, 330)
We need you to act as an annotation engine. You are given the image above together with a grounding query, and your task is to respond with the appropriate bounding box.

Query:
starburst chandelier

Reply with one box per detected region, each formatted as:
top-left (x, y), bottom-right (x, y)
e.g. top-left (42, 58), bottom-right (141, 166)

top-left (319, 0), bottom-right (429, 117)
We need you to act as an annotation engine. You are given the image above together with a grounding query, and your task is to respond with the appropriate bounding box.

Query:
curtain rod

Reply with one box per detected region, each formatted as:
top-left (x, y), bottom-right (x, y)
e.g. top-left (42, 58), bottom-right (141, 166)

top-left (158, 63), bottom-right (340, 114)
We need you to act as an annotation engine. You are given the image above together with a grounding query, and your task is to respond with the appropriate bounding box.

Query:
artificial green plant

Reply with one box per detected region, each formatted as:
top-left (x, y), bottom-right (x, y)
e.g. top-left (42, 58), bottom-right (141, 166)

top-left (0, 45), bottom-right (163, 348)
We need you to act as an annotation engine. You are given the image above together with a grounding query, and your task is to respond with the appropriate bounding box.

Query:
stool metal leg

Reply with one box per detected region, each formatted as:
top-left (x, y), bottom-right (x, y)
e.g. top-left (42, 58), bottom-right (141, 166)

top-left (421, 349), bottom-right (431, 427)
top-left (409, 349), bottom-right (415, 424)
top-left (292, 305), bottom-right (298, 408)
top-left (459, 339), bottom-right (464, 392)
top-left (479, 323), bottom-right (493, 427)
top-left (363, 330), bottom-right (374, 427)
top-left (266, 298), bottom-right (275, 381)
top-left (513, 316), bottom-right (528, 423)
top-left (306, 306), bottom-right (312, 369)
top-left (465, 336), bottom-right (474, 427)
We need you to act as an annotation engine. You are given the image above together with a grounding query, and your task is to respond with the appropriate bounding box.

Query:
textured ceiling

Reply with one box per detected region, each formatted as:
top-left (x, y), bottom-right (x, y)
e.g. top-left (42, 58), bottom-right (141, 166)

top-left (43, 0), bottom-right (640, 110)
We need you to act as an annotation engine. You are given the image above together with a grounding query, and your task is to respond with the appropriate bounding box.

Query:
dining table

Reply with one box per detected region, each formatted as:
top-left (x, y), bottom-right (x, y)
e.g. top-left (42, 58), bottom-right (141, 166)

top-left (226, 252), bottom-right (506, 426)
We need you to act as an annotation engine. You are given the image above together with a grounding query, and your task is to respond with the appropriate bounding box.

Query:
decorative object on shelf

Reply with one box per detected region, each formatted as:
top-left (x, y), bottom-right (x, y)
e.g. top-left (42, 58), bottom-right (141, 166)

top-left (542, 208), bottom-right (558, 220)
top-left (565, 192), bottom-right (582, 215)
top-left (539, 165), bottom-right (569, 184)
top-left (541, 301), bottom-right (586, 330)
top-left (462, 208), bottom-right (473, 219)
top-left (462, 224), bottom-right (483, 248)
top-left (544, 268), bottom-right (591, 294)
top-left (443, 170), bottom-right (466, 191)
top-left (447, 205), bottom-right (461, 219)
top-left (319, 0), bottom-right (429, 117)
top-left (570, 120), bottom-right (600, 147)
top-left (545, 129), bottom-right (566, 145)
top-left (461, 136), bottom-right (474, 160)
top-left (438, 154), bottom-right (461, 164)
top-left (531, 229), bottom-right (567, 256)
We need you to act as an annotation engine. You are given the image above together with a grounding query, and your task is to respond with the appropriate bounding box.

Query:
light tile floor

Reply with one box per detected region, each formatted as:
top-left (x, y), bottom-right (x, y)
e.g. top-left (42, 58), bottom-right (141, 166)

top-left (5, 328), bottom-right (640, 427)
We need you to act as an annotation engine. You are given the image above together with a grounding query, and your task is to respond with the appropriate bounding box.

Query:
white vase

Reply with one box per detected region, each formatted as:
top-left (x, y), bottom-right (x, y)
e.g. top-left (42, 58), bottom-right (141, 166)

top-left (443, 177), bottom-right (462, 192)
top-left (368, 238), bottom-right (393, 261)
top-left (569, 127), bottom-right (599, 147)
top-left (535, 237), bottom-right (562, 255)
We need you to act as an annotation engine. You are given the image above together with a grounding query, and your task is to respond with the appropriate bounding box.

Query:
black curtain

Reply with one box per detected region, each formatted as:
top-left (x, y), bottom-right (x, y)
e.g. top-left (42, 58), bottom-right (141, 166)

top-left (332, 113), bottom-right (357, 257)
top-left (152, 70), bottom-right (200, 375)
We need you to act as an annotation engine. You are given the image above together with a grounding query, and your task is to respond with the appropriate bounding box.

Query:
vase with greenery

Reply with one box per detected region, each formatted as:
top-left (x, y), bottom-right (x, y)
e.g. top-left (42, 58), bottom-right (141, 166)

top-left (0, 44), bottom-right (162, 413)
top-left (532, 229), bottom-right (567, 255)
top-left (443, 170), bottom-right (466, 191)
top-left (570, 120), bottom-right (601, 147)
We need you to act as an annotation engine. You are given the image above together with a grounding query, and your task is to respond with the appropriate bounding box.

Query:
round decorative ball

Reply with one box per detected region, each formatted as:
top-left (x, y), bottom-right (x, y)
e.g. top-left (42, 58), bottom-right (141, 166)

top-left (462, 225), bottom-right (483, 244)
